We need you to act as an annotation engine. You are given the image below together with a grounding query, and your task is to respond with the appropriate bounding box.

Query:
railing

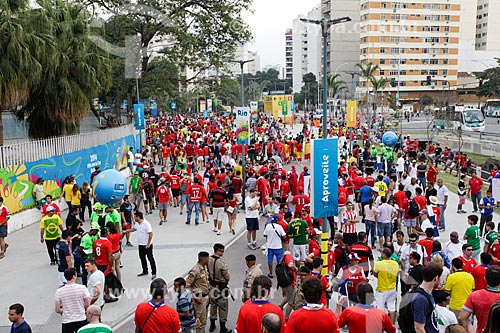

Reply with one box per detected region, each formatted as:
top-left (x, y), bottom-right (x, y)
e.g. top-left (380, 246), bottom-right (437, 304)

top-left (0, 124), bottom-right (136, 169)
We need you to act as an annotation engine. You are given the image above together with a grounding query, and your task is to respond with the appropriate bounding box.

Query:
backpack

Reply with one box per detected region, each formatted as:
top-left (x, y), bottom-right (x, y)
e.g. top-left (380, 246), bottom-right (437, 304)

top-left (334, 244), bottom-right (350, 274)
top-left (398, 287), bottom-right (434, 333)
top-left (275, 255), bottom-right (294, 288)
top-left (408, 200), bottom-right (420, 218)
top-left (143, 181), bottom-right (153, 195)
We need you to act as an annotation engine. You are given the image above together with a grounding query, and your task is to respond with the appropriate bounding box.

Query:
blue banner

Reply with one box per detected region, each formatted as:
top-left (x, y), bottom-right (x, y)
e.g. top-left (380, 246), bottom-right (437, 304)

top-left (310, 138), bottom-right (339, 218)
top-left (134, 104), bottom-right (145, 130)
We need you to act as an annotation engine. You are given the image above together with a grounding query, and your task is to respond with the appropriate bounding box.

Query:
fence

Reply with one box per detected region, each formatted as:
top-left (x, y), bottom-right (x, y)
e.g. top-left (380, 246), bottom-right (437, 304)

top-left (0, 124), bottom-right (136, 169)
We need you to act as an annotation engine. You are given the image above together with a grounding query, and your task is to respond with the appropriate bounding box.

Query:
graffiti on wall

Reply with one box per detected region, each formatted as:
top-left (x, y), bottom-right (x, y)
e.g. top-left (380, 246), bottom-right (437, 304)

top-left (0, 135), bottom-right (135, 214)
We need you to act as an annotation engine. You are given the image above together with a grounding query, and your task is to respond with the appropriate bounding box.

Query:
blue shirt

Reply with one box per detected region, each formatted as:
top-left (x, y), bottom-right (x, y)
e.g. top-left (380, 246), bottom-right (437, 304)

top-left (55, 240), bottom-right (70, 273)
top-left (359, 185), bottom-right (373, 203)
top-left (481, 196), bottom-right (495, 215)
top-left (11, 320), bottom-right (32, 333)
top-left (413, 290), bottom-right (438, 333)
top-left (176, 289), bottom-right (196, 328)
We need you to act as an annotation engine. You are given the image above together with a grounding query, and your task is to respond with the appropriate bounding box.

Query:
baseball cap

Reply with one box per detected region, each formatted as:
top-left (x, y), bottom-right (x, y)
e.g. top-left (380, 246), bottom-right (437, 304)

top-left (93, 203), bottom-right (104, 211)
top-left (311, 228), bottom-right (321, 236)
top-left (134, 171), bottom-right (139, 175)
top-left (420, 209), bottom-right (429, 215)
top-left (90, 223), bottom-right (100, 230)
top-left (304, 166), bottom-right (309, 170)
top-left (46, 206), bottom-right (55, 212)
top-left (348, 253), bottom-right (361, 261)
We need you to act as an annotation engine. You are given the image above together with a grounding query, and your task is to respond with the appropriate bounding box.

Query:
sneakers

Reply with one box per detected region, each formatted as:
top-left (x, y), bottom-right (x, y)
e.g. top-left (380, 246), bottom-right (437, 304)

top-left (213, 228), bottom-right (218, 232)
top-left (151, 274), bottom-right (157, 280)
top-left (0, 253), bottom-right (4, 259)
top-left (217, 230), bottom-right (222, 235)
top-left (180, 211), bottom-right (183, 215)
top-left (159, 221), bottom-right (163, 226)
top-left (137, 272), bottom-right (148, 277)
top-left (126, 241), bottom-right (133, 247)
top-left (247, 243), bottom-right (254, 250)
top-left (231, 229), bottom-right (235, 235)
top-left (50, 261), bottom-right (56, 266)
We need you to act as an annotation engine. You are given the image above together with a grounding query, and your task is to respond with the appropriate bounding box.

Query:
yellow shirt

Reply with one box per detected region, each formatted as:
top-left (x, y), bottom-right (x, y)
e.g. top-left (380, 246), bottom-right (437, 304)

top-left (234, 165), bottom-right (242, 177)
top-left (374, 181), bottom-right (388, 197)
top-left (70, 190), bottom-right (81, 206)
top-left (374, 259), bottom-right (399, 292)
top-left (445, 270), bottom-right (475, 311)
top-left (63, 184), bottom-right (73, 201)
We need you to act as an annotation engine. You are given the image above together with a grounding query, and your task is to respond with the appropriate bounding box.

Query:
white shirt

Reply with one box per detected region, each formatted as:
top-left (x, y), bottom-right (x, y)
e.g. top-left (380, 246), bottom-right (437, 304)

top-left (409, 165), bottom-right (417, 178)
top-left (135, 220), bottom-right (153, 246)
top-left (377, 203), bottom-right (397, 223)
top-left (263, 223), bottom-right (285, 249)
top-left (127, 150), bottom-right (134, 162)
top-left (444, 240), bottom-right (465, 260)
top-left (419, 219), bottom-right (434, 240)
top-left (437, 185), bottom-right (449, 205)
top-left (245, 196), bottom-right (260, 218)
top-left (55, 283), bottom-right (90, 324)
top-left (404, 183), bottom-right (421, 198)
top-left (364, 204), bottom-right (377, 221)
top-left (399, 176), bottom-right (411, 187)
top-left (435, 305), bottom-right (458, 333)
top-left (401, 244), bottom-right (426, 273)
top-left (396, 157), bottom-right (405, 172)
top-left (393, 241), bottom-right (409, 260)
top-left (87, 269), bottom-right (105, 307)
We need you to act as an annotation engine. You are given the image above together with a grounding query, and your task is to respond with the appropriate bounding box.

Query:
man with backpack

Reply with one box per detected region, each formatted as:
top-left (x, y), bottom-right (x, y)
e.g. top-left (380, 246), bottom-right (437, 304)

top-left (333, 233), bottom-right (350, 275)
top-left (398, 262), bottom-right (442, 333)
top-left (275, 250), bottom-right (296, 321)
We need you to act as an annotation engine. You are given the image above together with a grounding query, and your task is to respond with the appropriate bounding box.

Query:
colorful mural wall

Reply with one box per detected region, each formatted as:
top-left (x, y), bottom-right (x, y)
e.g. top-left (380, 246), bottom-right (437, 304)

top-left (0, 135), bottom-right (135, 214)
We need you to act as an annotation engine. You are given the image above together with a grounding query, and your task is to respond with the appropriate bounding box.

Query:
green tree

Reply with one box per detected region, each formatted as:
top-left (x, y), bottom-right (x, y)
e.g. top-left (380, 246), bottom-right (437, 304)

top-left (300, 73), bottom-right (318, 110)
top-left (476, 58), bottom-right (500, 98)
top-left (18, 0), bottom-right (111, 138)
top-left (0, 0), bottom-right (44, 144)
top-left (217, 77), bottom-right (240, 108)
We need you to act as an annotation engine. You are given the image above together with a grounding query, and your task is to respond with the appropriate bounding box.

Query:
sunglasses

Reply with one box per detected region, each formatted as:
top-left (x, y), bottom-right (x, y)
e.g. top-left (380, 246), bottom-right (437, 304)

top-left (466, 249), bottom-right (473, 251)
top-left (409, 240), bottom-right (417, 243)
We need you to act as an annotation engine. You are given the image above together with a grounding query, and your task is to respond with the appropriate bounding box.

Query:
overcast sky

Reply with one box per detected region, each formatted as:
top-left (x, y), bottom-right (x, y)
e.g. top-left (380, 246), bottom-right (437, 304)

top-left (246, 0), bottom-right (320, 70)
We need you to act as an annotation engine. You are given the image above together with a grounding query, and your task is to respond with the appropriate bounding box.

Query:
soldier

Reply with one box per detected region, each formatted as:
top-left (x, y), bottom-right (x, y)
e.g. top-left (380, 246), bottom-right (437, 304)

top-left (242, 254), bottom-right (262, 303)
top-left (186, 251), bottom-right (211, 333)
top-left (208, 243), bottom-right (232, 333)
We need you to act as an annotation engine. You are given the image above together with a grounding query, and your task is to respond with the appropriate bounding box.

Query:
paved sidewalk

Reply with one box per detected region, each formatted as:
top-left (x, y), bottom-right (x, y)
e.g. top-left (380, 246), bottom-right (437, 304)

top-left (0, 206), bottom-right (248, 332)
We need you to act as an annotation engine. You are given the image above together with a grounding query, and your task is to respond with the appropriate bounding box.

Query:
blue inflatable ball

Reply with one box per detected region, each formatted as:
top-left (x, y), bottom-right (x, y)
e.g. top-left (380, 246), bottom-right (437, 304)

top-left (382, 131), bottom-right (398, 147)
top-left (92, 169), bottom-right (127, 205)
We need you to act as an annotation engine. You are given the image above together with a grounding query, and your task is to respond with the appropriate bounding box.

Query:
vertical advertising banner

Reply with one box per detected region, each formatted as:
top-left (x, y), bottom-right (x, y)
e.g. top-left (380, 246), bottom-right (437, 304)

top-left (235, 107), bottom-right (250, 144)
top-left (310, 138), bottom-right (339, 218)
top-left (133, 104), bottom-right (145, 130)
top-left (207, 99), bottom-right (213, 112)
top-left (200, 100), bottom-right (206, 113)
top-left (347, 100), bottom-right (357, 128)
top-left (250, 101), bottom-right (259, 122)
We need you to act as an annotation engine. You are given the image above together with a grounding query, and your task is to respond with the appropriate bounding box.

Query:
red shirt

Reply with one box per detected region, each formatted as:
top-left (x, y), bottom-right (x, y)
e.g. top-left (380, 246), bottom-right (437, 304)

top-left (338, 305), bottom-right (396, 333)
top-left (187, 183), bottom-right (205, 203)
top-left (310, 271), bottom-right (330, 305)
top-left (170, 175), bottom-right (181, 190)
top-left (156, 185), bottom-right (170, 203)
top-left (394, 191), bottom-right (406, 210)
top-left (42, 203), bottom-right (61, 216)
top-left (418, 238), bottom-right (434, 260)
top-left (292, 194), bottom-right (310, 213)
top-left (458, 256), bottom-right (478, 273)
top-left (489, 243), bottom-right (500, 266)
top-left (469, 177), bottom-right (484, 194)
top-left (235, 300), bottom-right (286, 333)
top-left (231, 177), bottom-right (243, 194)
top-left (470, 265), bottom-right (489, 290)
top-left (134, 302), bottom-right (181, 333)
top-left (414, 195), bottom-right (428, 211)
top-left (93, 238), bottom-right (112, 266)
top-left (108, 233), bottom-right (121, 253)
top-left (308, 238), bottom-right (321, 255)
top-left (463, 289), bottom-right (500, 333)
top-left (286, 306), bottom-right (340, 333)
top-left (283, 254), bottom-right (296, 287)
top-left (0, 205), bottom-right (9, 227)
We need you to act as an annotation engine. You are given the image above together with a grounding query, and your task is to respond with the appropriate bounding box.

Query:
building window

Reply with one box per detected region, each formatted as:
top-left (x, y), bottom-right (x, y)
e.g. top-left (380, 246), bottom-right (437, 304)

top-left (422, 59), bottom-right (429, 65)
top-left (390, 70), bottom-right (398, 76)
top-left (432, 4), bottom-right (440, 10)
top-left (444, 26), bottom-right (450, 32)
top-left (381, 2), bottom-right (387, 8)
top-left (443, 59), bottom-right (448, 65)
top-left (390, 47), bottom-right (400, 54)
top-left (430, 59), bottom-right (439, 65)
top-left (442, 70), bottom-right (448, 76)
top-left (429, 70), bottom-right (438, 76)
top-left (380, 47), bottom-right (385, 53)
top-left (380, 59), bottom-right (386, 64)
top-left (381, 13), bottom-right (386, 20)
top-left (390, 37), bottom-right (400, 43)
top-left (380, 70), bottom-right (385, 75)
top-left (443, 15), bottom-right (450, 21)
top-left (443, 37), bottom-right (449, 43)
top-left (421, 70), bottom-right (428, 75)
top-left (442, 49), bottom-right (449, 54)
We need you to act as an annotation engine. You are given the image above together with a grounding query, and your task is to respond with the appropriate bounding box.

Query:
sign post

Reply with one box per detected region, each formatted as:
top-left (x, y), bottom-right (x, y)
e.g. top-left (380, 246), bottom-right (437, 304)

top-left (134, 103), bottom-right (145, 146)
top-left (311, 138), bottom-right (339, 275)
top-left (347, 100), bottom-right (357, 151)
top-left (236, 107), bottom-right (250, 208)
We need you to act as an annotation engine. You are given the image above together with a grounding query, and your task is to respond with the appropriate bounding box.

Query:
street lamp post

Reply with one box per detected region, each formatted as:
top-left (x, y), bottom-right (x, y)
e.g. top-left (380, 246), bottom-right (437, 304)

top-left (229, 59), bottom-right (254, 209)
top-left (300, 16), bottom-right (351, 274)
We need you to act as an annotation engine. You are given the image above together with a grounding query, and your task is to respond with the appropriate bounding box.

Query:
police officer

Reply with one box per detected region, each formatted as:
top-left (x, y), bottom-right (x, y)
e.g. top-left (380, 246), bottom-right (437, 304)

top-left (242, 254), bottom-right (262, 303)
top-left (208, 243), bottom-right (231, 333)
top-left (186, 251), bottom-right (210, 333)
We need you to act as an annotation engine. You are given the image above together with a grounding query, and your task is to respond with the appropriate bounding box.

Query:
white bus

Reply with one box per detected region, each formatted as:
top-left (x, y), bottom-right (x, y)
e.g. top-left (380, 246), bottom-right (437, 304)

top-left (435, 105), bottom-right (485, 132)
top-left (483, 99), bottom-right (500, 117)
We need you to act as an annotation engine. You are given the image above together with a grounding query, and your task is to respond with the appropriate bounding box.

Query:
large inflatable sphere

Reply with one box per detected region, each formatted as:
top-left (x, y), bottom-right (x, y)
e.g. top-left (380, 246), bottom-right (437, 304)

top-left (92, 169), bottom-right (127, 205)
top-left (382, 131), bottom-right (398, 147)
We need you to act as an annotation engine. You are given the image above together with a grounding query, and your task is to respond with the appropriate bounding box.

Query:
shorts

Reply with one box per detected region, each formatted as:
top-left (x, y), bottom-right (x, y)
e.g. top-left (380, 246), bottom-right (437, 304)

top-left (267, 248), bottom-right (283, 264)
top-left (458, 195), bottom-right (466, 205)
top-left (246, 218), bottom-right (259, 231)
top-left (181, 194), bottom-right (188, 205)
top-left (58, 272), bottom-right (67, 286)
top-left (446, 159), bottom-right (452, 167)
top-left (378, 223), bottom-right (392, 238)
top-left (158, 202), bottom-right (169, 210)
top-left (375, 289), bottom-right (397, 312)
top-left (403, 218), bottom-right (416, 227)
top-left (171, 189), bottom-right (180, 197)
top-left (128, 162), bottom-right (134, 169)
top-left (283, 285), bottom-right (296, 305)
top-left (122, 222), bottom-right (131, 230)
top-left (292, 244), bottom-right (308, 262)
top-left (0, 225), bottom-right (7, 238)
top-left (213, 207), bottom-right (225, 221)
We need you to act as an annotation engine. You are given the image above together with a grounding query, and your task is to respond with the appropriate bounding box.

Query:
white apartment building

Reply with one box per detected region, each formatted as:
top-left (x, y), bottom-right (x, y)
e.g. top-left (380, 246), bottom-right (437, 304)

top-left (285, 29), bottom-right (293, 82)
top-left (291, 5), bottom-right (322, 93)
top-left (227, 44), bottom-right (261, 76)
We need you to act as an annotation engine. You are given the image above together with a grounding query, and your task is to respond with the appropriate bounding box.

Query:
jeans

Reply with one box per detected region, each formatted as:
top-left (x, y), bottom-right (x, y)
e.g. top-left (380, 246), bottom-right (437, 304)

top-left (418, 177), bottom-right (426, 188)
top-left (365, 220), bottom-right (377, 247)
top-left (138, 245), bottom-right (157, 275)
top-left (471, 192), bottom-right (481, 212)
top-left (62, 320), bottom-right (87, 333)
top-left (79, 200), bottom-right (92, 221)
top-left (437, 204), bottom-right (446, 230)
top-left (187, 202), bottom-right (201, 224)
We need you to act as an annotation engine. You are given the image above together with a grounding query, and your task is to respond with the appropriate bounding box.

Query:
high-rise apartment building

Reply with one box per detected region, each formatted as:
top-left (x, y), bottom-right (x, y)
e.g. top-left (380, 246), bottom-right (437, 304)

top-left (285, 29), bottom-right (293, 82)
top-left (227, 44), bottom-right (261, 76)
top-left (359, 0), bottom-right (461, 100)
top-left (291, 5), bottom-right (322, 93)
top-left (475, 0), bottom-right (500, 50)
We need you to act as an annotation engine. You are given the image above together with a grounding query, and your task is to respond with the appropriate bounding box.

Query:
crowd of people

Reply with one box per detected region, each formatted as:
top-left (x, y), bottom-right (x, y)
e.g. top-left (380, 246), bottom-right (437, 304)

top-left (5, 111), bottom-right (500, 333)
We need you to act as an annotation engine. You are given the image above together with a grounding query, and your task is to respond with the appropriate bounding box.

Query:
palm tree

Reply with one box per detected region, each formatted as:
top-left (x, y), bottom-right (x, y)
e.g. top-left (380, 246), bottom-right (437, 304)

top-left (19, 0), bottom-right (111, 138)
top-left (356, 62), bottom-right (379, 91)
top-left (370, 77), bottom-right (390, 129)
top-left (327, 73), bottom-right (347, 105)
top-left (0, 0), bottom-right (44, 144)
